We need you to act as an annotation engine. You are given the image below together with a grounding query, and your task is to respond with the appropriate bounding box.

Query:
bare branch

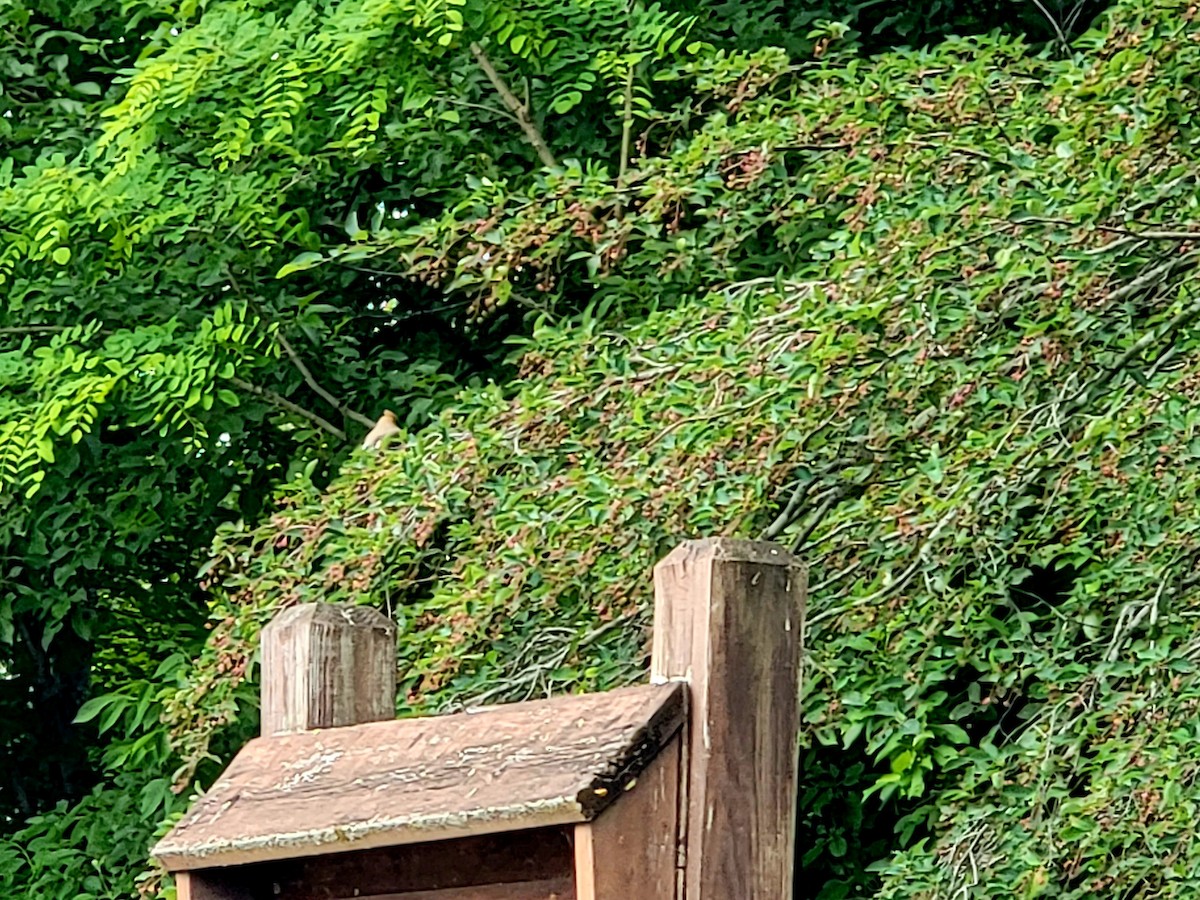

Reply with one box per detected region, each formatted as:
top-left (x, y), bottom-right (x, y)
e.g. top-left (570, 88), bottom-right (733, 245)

top-left (273, 327), bottom-right (375, 428)
top-left (1029, 0), bottom-right (1069, 49)
top-left (445, 97), bottom-right (523, 127)
top-left (776, 142), bottom-right (854, 152)
top-left (0, 325), bottom-right (71, 335)
top-left (1002, 213), bottom-right (1200, 243)
top-left (789, 487), bottom-right (845, 553)
top-left (761, 478), bottom-right (817, 541)
top-left (225, 268), bottom-right (375, 429)
top-left (617, 63), bottom-right (636, 205)
top-left (229, 376), bottom-right (347, 440)
top-left (469, 41), bottom-right (560, 169)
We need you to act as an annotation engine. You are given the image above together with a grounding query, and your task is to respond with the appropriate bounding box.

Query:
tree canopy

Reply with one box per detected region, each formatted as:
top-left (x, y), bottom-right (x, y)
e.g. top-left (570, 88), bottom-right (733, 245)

top-left (7, 0), bottom-right (1198, 897)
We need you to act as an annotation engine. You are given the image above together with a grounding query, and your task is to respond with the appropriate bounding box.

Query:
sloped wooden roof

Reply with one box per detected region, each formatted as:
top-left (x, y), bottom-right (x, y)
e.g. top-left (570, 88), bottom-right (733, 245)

top-left (153, 681), bottom-right (685, 870)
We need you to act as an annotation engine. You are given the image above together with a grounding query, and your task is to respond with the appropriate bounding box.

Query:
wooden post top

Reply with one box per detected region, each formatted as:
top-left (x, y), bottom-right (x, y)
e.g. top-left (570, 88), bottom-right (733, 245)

top-left (654, 537), bottom-right (799, 569)
top-left (260, 602), bottom-right (396, 736)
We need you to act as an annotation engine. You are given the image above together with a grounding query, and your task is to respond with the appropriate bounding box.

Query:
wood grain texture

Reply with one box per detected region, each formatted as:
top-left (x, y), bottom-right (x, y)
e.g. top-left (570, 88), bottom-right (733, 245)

top-left (260, 603), bottom-right (397, 737)
top-left (355, 879), bottom-right (575, 899)
top-left (652, 538), bottom-right (806, 900)
top-left (154, 682), bottom-right (685, 870)
top-left (266, 828), bottom-right (575, 898)
top-left (574, 735), bottom-right (680, 900)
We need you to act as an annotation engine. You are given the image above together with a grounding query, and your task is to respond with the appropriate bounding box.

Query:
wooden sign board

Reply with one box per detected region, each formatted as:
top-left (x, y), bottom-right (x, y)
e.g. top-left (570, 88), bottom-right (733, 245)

top-left (161, 537), bottom-right (806, 900)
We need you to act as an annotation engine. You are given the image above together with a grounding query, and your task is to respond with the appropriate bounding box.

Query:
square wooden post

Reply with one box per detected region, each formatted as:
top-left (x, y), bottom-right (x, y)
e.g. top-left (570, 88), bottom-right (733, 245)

top-left (259, 602), bottom-right (396, 736)
top-left (652, 538), bottom-right (806, 899)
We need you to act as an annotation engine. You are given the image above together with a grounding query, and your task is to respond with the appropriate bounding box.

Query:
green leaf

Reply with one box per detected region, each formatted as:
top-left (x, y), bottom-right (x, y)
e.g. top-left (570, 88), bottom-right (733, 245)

top-left (276, 251), bottom-right (324, 278)
top-left (72, 695), bottom-right (115, 725)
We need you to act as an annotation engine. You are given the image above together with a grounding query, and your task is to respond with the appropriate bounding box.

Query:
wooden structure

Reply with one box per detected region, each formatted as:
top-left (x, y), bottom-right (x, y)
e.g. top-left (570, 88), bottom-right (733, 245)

top-left (154, 538), bottom-right (806, 899)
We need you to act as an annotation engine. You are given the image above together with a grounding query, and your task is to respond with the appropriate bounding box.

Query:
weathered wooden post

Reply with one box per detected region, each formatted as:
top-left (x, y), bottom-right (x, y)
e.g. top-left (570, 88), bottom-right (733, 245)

top-left (259, 603), bottom-right (396, 736)
top-left (653, 538), bottom-right (807, 899)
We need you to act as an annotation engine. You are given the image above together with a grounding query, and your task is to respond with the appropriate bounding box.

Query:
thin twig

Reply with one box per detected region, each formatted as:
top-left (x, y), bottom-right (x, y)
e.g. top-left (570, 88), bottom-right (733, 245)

top-left (617, 62), bottom-right (636, 214)
top-left (761, 478), bottom-right (818, 540)
top-left (908, 139), bottom-right (1008, 166)
top-left (469, 41), bottom-right (560, 169)
top-left (806, 506), bottom-right (959, 629)
top-left (1064, 288), bottom-right (1200, 416)
top-left (0, 325), bottom-right (73, 335)
top-left (277, 331), bottom-right (374, 427)
top-left (775, 142), bottom-right (854, 152)
top-left (1006, 213), bottom-right (1200, 243)
top-left (1105, 255), bottom-right (1194, 304)
top-left (230, 376), bottom-right (346, 440)
top-left (1029, 0), bottom-right (1069, 49)
top-left (444, 97), bottom-right (523, 127)
top-left (790, 487), bottom-right (844, 553)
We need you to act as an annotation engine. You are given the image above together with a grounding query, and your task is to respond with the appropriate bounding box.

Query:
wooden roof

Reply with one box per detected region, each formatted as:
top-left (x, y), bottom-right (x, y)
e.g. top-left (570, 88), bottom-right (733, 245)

top-left (153, 681), bottom-right (685, 870)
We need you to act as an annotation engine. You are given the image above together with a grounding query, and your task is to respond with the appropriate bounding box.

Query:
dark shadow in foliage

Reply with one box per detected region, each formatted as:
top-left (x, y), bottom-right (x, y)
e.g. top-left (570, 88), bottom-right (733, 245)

top-left (794, 660), bottom-right (1036, 899)
top-left (794, 743), bottom-right (918, 900)
top-left (0, 620), bottom-right (94, 828)
top-left (676, 0), bottom-right (1113, 57)
top-left (943, 663), bottom-right (1032, 748)
top-left (1007, 561), bottom-right (1079, 643)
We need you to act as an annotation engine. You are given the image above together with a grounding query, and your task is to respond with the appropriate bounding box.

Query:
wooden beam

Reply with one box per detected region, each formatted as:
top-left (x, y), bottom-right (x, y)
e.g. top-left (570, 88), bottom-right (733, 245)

top-left (574, 735), bottom-right (680, 900)
top-left (272, 828), bottom-right (574, 897)
top-left (260, 603), bottom-right (396, 736)
top-left (652, 539), bottom-right (806, 900)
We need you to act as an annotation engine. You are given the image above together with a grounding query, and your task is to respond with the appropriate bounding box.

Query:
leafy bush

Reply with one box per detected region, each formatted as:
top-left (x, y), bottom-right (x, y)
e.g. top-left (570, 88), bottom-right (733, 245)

top-left (4, 0), bottom-right (1191, 896)
top-left (172, 3), bottom-right (1200, 897)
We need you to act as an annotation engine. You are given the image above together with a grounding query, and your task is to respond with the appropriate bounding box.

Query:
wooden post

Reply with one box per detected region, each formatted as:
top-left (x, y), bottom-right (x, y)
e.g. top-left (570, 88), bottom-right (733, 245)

top-left (259, 602), bottom-right (396, 736)
top-left (652, 538), bottom-right (806, 900)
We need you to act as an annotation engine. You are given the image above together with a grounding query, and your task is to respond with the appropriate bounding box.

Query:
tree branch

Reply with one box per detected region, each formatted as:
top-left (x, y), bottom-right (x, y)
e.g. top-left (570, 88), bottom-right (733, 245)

top-left (1029, 0), bottom-right (1069, 50)
top-left (618, 63), bottom-right (636, 196)
top-left (469, 41), bottom-right (560, 169)
top-left (445, 97), bottom-right (523, 127)
top-left (273, 326), bottom-right (375, 428)
top-left (0, 325), bottom-right (113, 336)
top-left (230, 376), bottom-right (347, 440)
top-left (761, 477), bottom-right (818, 541)
top-left (225, 268), bottom-right (375, 429)
top-left (1002, 213), bottom-right (1200, 242)
top-left (790, 487), bottom-right (844, 553)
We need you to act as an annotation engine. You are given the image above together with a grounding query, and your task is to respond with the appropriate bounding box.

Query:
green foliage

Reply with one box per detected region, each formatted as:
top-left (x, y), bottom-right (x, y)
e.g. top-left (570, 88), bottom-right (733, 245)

top-left (0, 647), bottom-right (191, 898)
top-left (172, 3), bottom-right (1200, 898)
top-left (0, 0), bottom-right (1158, 895)
top-left (0, 774), bottom-right (180, 900)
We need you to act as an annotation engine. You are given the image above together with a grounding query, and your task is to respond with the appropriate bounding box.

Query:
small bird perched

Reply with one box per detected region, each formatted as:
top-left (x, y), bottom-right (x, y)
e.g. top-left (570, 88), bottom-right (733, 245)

top-left (362, 410), bottom-right (402, 449)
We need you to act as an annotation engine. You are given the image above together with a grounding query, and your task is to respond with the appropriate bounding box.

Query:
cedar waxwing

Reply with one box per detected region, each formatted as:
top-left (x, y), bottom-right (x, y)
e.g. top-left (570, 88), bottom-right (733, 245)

top-left (362, 410), bottom-right (401, 449)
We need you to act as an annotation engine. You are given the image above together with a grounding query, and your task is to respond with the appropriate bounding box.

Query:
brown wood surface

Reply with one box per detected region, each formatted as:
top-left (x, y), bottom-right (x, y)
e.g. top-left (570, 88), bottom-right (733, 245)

top-left (181, 870), bottom-right (573, 900)
top-left (176, 871), bottom-right (255, 900)
top-left (260, 603), bottom-right (397, 737)
top-left (574, 735), bottom-right (680, 900)
top-left (155, 682), bottom-right (685, 870)
top-left (356, 878), bottom-right (574, 900)
top-left (652, 538), bottom-right (806, 900)
top-left (268, 828), bottom-right (575, 898)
